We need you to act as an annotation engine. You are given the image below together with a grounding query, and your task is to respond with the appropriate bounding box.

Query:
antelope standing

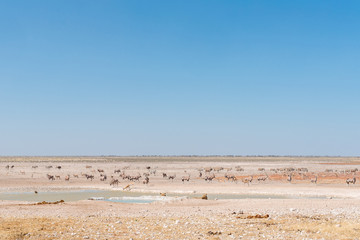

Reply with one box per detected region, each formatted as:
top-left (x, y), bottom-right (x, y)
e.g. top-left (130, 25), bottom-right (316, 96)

top-left (181, 175), bottom-right (190, 183)
top-left (204, 173), bottom-right (215, 182)
top-left (168, 174), bottom-right (176, 181)
top-left (242, 175), bottom-right (253, 186)
top-left (100, 174), bottom-right (107, 181)
top-left (47, 174), bottom-right (55, 180)
top-left (143, 176), bottom-right (149, 184)
top-left (85, 174), bottom-right (94, 181)
top-left (287, 174), bottom-right (292, 183)
top-left (346, 177), bottom-right (356, 186)
top-left (310, 176), bottom-right (317, 184)
top-left (257, 175), bottom-right (267, 182)
top-left (110, 179), bottom-right (119, 187)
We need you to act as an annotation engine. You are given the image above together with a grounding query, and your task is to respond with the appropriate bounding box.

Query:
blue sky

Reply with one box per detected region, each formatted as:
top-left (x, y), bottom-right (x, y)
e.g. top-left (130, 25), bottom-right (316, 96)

top-left (0, 1), bottom-right (359, 156)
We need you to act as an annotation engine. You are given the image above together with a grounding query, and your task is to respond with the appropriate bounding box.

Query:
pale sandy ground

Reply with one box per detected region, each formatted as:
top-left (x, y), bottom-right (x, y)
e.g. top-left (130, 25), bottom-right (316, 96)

top-left (1, 156), bottom-right (360, 239)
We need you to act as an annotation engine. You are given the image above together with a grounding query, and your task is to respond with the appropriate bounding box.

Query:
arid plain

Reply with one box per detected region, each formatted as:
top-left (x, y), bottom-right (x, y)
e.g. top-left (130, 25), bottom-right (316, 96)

top-left (1, 156), bottom-right (360, 240)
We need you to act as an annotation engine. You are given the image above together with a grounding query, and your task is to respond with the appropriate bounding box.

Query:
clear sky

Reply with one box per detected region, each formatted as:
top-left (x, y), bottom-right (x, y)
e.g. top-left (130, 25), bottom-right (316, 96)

top-left (0, 1), bottom-right (359, 156)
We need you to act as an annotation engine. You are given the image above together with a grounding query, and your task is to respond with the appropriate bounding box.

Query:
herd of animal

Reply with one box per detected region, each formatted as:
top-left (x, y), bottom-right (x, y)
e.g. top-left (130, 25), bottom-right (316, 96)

top-left (2, 164), bottom-right (359, 187)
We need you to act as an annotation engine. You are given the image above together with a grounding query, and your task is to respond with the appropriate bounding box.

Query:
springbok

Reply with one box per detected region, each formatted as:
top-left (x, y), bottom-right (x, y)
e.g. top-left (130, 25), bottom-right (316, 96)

top-left (287, 174), bottom-right (292, 183)
top-left (47, 174), bottom-right (55, 180)
top-left (65, 175), bottom-right (70, 181)
top-left (257, 175), bottom-right (267, 182)
top-left (110, 179), bottom-right (119, 187)
top-left (85, 174), bottom-right (94, 181)
top-left (143, 176), bottom-right (149, 184)
top-left (346, 177), bottom-right (356, 186)
top-left (242, 175), bottom-right (253, 185)
top-left (100, 174), bottom-right (107, 181)
top-left (204, 173), bottom-right (215, 182)
top-left (168, 174), bottom-right (176, 181)
top-left (310, 176), bottom-right (318, 184)
top-left (225, 173), bottom-right (237, 182)
top-left (181, 175), bottom-right (190, 183)
top-left (235, 166), bottom-right (244, 172)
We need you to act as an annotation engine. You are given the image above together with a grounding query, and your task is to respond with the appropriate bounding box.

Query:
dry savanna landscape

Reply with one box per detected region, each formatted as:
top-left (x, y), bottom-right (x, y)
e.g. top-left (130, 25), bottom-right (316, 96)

top-left (1, 156), bottom-right (360, 240)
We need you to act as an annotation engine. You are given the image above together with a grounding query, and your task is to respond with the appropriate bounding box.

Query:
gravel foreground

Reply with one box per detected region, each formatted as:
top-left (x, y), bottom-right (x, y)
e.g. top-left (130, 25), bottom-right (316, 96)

top-left (1, 198), bottom-right (360, 240)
